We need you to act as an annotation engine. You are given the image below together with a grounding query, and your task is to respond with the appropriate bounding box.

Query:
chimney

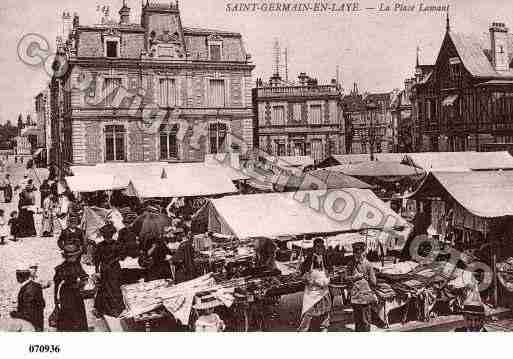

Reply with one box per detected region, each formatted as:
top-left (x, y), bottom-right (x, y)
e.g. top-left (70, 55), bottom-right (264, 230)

top-left (490, 22), bottom-right (509, 72)
top-left (119, 0), bottom-right (131, 25)
top-left (62, 11), bottom-right (72, 39)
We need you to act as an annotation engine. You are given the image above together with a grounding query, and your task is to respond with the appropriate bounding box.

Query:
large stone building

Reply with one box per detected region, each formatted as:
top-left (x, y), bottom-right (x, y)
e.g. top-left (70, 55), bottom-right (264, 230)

top-left (50, 1), bottom-right (254, 169)
top-left (252, 72), bottom-right (345, 164)
top-left (343, 83), bottom-right (395, 155)
top-left (412, 17), bottom-right (513, 152)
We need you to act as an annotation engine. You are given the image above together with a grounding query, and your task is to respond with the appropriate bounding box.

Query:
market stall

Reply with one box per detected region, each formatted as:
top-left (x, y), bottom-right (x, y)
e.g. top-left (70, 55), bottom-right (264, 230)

top-left (403, 151), bottom-right (513, 172)
top-left (409, 170), bottom-right (513, 307)
top-left (126, 166), bottom-right (237, 199)
top-left (193, 189), bottom-right (409, 239)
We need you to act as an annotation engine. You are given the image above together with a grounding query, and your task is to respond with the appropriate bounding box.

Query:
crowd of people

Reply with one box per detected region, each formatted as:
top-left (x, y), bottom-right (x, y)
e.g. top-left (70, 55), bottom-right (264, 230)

top-left (1, 164), bottom-right (490, 333)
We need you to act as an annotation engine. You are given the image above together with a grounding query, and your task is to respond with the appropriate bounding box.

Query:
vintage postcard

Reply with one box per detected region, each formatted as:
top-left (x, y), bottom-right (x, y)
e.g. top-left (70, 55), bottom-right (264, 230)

top-left (0, 0), bottom-right (511, 356)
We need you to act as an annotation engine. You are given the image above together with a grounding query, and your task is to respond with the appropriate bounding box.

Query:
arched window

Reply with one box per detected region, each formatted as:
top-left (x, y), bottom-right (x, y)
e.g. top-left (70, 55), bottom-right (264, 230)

top-left (105, 125), bottom-right (125, 161)
top-left (160, 123), bottom-right (179, 160)
top-left (209, 122), bottom-right (228, 154)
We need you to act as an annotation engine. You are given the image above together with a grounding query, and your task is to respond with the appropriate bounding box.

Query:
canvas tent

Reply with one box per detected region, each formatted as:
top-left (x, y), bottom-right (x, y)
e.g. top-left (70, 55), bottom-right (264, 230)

top-left (328, 161), bottom-right (423, 178)
top-left (65, 174), bottom-right (126, 192)
top-left (127, 165), bottom-right (237, 198)
top-left (71, 160), bottom-right (248, 188)
top-left (403, 151), bottom-right (513, 172)
top-left (318, 153), bottom-right (407, 168)
top-left (411, 171), bottom-right (513, 219)
top-left (284, 169), bottom-right (373, 191)
top-left (194, 189), bottom-right (409, 239)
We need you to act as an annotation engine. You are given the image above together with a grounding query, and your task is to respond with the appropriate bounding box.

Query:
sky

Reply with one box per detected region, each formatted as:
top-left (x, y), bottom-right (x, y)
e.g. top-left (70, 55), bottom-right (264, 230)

top-left (0, 0), bottom-right (512, 123)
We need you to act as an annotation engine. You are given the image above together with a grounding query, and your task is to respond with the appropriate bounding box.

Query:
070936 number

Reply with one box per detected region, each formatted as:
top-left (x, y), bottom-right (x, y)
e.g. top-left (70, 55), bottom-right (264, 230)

top-left (28, 344), bottom-right (61, 353)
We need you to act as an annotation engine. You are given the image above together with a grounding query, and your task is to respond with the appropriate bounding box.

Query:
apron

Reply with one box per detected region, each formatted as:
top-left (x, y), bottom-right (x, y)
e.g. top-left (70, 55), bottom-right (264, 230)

top-left (301, 256), bottom-right (330, 316)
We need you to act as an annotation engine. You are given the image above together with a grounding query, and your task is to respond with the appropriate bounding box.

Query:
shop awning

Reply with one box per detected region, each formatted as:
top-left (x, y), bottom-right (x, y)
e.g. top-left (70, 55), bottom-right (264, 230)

top-left (442, 94), bottom-right (459, 106)
top-left (194, 189), bottom-right (409, 239)
top-left (410, 171), bottom-right (513, 218)
top-left (126, 166), bottom-right (237, 198)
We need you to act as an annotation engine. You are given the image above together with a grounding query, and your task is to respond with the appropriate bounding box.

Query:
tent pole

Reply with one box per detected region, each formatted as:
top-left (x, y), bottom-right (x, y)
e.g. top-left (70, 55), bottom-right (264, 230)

top-left (492, 238), bottom-right (498, 307)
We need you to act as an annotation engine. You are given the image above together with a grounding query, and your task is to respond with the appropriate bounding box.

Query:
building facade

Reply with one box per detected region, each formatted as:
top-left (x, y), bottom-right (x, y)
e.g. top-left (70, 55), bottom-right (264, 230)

top-left (343, 84), bottom-right (394, 155)
top-left (252, 72), bottom-right (345, 164)
top-left (413, 18), bottom-right (513, 152)
top-left (35, 88), bottom-right (51, 162)
top-left (51, 1), bottom-right (254, 169)
top-left (391, 78), bottom-right (414, 153)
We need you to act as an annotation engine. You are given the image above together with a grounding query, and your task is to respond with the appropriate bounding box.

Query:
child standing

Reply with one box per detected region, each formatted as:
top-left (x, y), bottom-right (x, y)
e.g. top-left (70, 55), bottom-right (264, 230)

top-left (0, 209), bottom-right (9, 245)
top-left (9, 211), bottom-right (19, 242)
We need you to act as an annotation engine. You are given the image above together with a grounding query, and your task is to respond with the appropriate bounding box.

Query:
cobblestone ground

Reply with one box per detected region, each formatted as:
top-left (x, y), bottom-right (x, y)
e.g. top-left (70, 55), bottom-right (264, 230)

top-left (0, 161), bottom-right (347, 332)
top-left (0, 161), bottom-right (105, 332)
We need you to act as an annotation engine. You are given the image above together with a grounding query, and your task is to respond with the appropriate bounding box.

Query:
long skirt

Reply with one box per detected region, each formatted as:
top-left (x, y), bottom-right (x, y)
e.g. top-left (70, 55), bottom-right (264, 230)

top-left (298, 293), bottom-right (332, 332)
top-left (57, 286), bottom-right (88, 331)
top-left (18, 209), bottom-right (36, 238)
top-left (4, 185), bottom-right (12, 203)
top-left (94, 266), bottom-right (125, 317)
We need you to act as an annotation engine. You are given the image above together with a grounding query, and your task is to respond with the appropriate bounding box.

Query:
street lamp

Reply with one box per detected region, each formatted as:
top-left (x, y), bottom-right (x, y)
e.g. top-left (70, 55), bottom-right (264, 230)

top-left (365, 101), bottom-right (378, 161)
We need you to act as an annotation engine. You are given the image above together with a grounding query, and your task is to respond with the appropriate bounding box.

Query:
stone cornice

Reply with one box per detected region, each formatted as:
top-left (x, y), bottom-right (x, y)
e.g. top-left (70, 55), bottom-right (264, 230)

top-left (71, 107), bottom-right (253, 118)
top-left (68, 57), bottom-right (255, 71)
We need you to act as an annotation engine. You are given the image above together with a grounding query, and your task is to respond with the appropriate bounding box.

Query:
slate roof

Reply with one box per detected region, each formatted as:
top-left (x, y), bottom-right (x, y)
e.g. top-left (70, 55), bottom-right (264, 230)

top-left (449, 31), bottom-right (513, 79)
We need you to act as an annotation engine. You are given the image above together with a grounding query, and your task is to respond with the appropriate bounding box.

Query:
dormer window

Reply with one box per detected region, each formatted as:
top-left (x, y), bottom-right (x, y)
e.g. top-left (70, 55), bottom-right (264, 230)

top-left (104, 36), bottom-right (120, 58)
top-left (106, 41), bottom-right (118, 57)
top-left (209, 44), bottom-right (221, 61)
top-left (207, 35), bottom-right (223, 61)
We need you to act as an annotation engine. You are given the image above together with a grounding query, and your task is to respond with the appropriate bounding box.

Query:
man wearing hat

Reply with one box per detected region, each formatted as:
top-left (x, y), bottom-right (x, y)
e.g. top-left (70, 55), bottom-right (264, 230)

top-left (454, 300), bottom-right (488, 332)
top-left (10, 268), bottom-right (45, 331)
top-left (346, 241), bottom-right (377, 332)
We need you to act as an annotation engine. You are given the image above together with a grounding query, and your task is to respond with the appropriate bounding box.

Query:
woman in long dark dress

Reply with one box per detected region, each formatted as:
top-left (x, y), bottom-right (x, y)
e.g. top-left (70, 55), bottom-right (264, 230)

top-left (17, 185), bottom-right (37, 238)
top-left (53, 244), bottom-right (89, 331)
top-left (93, 224), bottom-right (125, 317)
top-left (3, 174), bottom-right (13, 203)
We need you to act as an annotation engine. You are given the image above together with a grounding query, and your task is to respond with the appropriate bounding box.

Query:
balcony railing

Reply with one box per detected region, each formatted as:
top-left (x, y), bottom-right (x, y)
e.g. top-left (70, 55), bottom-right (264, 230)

top-left (256, 85), bottom-right (340, 97)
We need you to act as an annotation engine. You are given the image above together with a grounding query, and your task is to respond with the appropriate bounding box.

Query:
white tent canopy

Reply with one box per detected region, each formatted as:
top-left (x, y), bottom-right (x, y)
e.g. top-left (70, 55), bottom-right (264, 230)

top-left (126, 165), bottom-right (237, 198)
top-left (70, 160), bottom-right (248, 189)
top-left (65, 174), bottom-right (125, 193)
top-left (196, 189), bottom-right (409, 239)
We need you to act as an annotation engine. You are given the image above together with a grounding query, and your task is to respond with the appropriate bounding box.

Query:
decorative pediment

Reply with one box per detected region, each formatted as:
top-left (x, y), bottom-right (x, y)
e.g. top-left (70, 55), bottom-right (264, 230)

top-left (150, 43), bottom-right (185, 59)
top-left (102, 27), bottom-right (121, 39)
top-left (207, 34), bottom-right (223, 43)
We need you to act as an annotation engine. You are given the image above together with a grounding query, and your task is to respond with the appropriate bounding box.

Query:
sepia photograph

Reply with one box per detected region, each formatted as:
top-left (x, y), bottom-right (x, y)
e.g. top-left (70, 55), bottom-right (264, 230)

top-left (1, 0), bottom-right (513, 352)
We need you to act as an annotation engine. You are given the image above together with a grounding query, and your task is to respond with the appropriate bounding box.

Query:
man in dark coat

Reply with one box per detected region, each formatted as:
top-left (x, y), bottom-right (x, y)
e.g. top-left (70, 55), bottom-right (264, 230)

top-left (10, 269), bottom-right (45, 331)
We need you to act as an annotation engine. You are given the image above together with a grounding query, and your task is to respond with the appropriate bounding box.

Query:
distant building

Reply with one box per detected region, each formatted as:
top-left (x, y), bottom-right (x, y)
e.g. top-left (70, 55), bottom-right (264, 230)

top-left (14, 136), bottom-right (31, 156)
top-left (252, 72), bottom-right (345, 165)
top-left (343, 83), bottom-right (394, 155)
top-left (391, 78), bottom-right (415, 152)
top-left (412, 16), bottom-right (513, 152)
top-left (35, 88), bottom-right (51, 163)
top-left (51, 1), bottom-right (254, 169)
